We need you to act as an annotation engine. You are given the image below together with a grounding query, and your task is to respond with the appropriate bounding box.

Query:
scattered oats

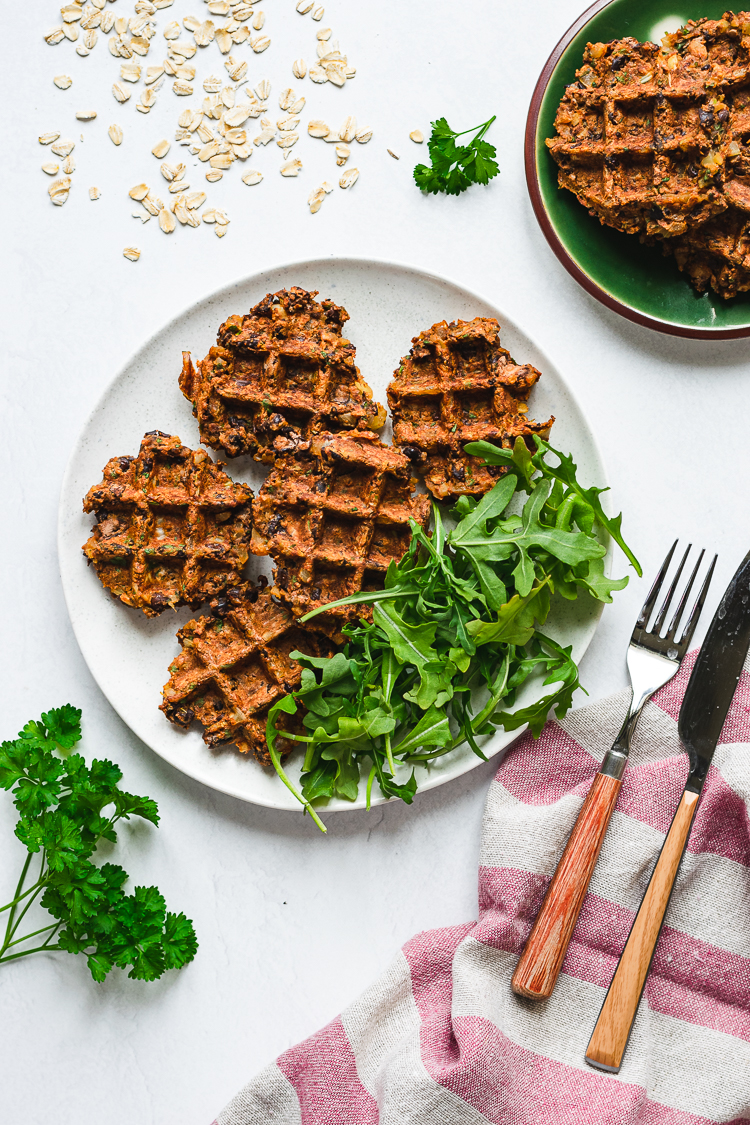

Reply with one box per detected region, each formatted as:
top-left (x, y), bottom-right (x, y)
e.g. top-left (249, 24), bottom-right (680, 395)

top-left (121, 61), bottom-right (141, 81)
top-left (242, 169), bottom-right (262, 185)
top-left (225, 56), bottom-right (247, 81)
top-left (255, 79), bottom-right (271, 101)
top-left (387, 148), bottom-right (399, 159)
top-left (345, 66), bottom-right (356, 79)
top-left (205, 169), bottom-right (223, 181)
top-left (49, 177), bottom-right (72, 206)
top-left (61, 5), bottom-right (83, 23)
top-left (123, 246), bottom-right (141, 261)
top-left (146, 65), bottom-right (165, 83)
top-left (280, 157), bottom-right (302, 176)
top-left (335, 143), bottom-right (350, 166)
top-left (316, 27), bottom-right (331, 40)
top-left (224, 104), bottom-right (251, 127)
top-left (202, 207), bottom-right (217, 222)
top-left (186, 191), bottom-right (206, 209)
top-left (42, 162), bottom-right (60, 175)
top-left (309, 65), bottom-right (328, 83)
top-left (130, 35), bottom-right (150, 53)
top-left (194, 19), bottom-right (215, 45)
top-left (139, 87), bottom-right (158, 109)
top-left (292, 58), bottom-right (307, 79)
top-left (278, 116), bottom-right (300, 131)
top-left (252, 11), bottom-right (264, 29)
top-left (171, 40), bottom-right (197, 57)
top-left (214, 28), bottom-right (232, 52)
top-left (164, 19), bottom-right (180, 38)
top-left (307, 120), bottom-right (329, 139)
top-left (142, 193), bottom-right (163, 214)
top-left (45, 27), bottom-right (66, 45)
top-left (89, 186), bottom-right (101, 199)
top-left (226, 127), bottom-right (247, 143)
top-left (174, 62), bottom-right (196, 79)
top-left (322, 180), bottom-right (334, 192)
top-left (51, 138), bottom-right (75, 157)
top-left (203, 74), bottom-right (222, 92)
top-left (108, 35), bottom-right (120, 56)
top-left (234, 4), bottom-right (254, 19)
top-left (296, 0), bottom-right (313, 12)
top-left (279, 87), bottom-right (295, 111)
top-left (210, 152), bottom-right (234, 169)
top-left (409, 129), bottom-right (424, 144)
top-left (215, 223), bottom-right (228, 237)
top-left (254, 127), bottom-right (275, 146)
top-left (312, 6), bottom-right (324, 19)
top-left (277, 133), bottom-right (299, 149)
top-left (355, 127), bottom-right (372, 144)
top-left (183, 15), bottom-right (201, 31)
top-left (100, 10), bottom-right (115, 32)
top-left (76, 110), bottom-right (98, 121)
top-left (196, 122), bottom-right (214, 143)
top-left (83, 29), bottom-right (98, 48)
top-left (325, 62), bottom-right (346, 87)
top-left (175, 196), bottom-right (200, 225)
top-left (208, 0), bottom-right (230, 11)
top-left (54, 75), bottom-right (73, 90)
top-left (250, 35), bottom-right (270, 52)
top-left (39, 132), bottom-right (61, 145)
top-left (173, 79), bottom-right (194, 95)
top-left (308, 189), bottom-right (324, 213)
top-left (160, 161), bottom-right (182, 180)
top-left (199, 140), bottom-right (221, 160)
top-left (169, 178), bottom-right (190, 192)
top-left (291, 97), bottom-right (306, 115)
top-left (63, 23), bottom-right (80, 41)
top-left (231, 25), bottom-right (250, 44)
top-left (62, 154), bottom-right (76, 173)
top-left (164, 57), bottom-right (176, 75)
top-left (106, 124), bottom-right (123, 147)
top-left (129, 182), bottom-right (149, 199)
top-left (339, 167), bottom-right (358, 189)
top-left (158, 207), bottom-right (176, 232)
top-left (76, 44), bottom-right (90, 55)
top-left (112, 82), bottom-right (131, 103)
top-left (340, 116), bottom-right (357, 143)
top-left (221, 85), bottom-right (236, 108)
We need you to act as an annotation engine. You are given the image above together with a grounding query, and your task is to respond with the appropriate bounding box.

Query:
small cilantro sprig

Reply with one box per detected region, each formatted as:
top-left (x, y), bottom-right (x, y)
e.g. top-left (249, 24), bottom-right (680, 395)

top-left (414, 115), bottom-right (499, 196)
top-left (0, 707), bottom-right (197, 981)
top-left (266, 437), bottom-right (639, 830)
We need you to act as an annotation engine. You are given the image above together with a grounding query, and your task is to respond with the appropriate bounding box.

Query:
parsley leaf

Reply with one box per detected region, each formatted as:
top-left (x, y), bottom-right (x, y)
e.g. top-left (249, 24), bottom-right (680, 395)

top-left (0, 708), bottom-right (197, 982)
top-left (414, 116), bottom-right (500, 196)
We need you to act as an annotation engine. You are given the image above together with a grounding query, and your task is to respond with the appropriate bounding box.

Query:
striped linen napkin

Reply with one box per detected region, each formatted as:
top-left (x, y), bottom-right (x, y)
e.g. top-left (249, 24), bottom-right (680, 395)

top-left (214, 651), bottom-right (750, 1125)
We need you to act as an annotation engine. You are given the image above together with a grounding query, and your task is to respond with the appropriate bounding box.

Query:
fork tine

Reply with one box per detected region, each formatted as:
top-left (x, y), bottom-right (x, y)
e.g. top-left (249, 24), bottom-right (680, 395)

top-left (677, 553), bottom-right (718, 648)
top-left (665, 549), bottom-right (704, 640)
top-left (635, 539), bottom-right (677, 630)
top-left (652, 543), bottom-right (691, 636)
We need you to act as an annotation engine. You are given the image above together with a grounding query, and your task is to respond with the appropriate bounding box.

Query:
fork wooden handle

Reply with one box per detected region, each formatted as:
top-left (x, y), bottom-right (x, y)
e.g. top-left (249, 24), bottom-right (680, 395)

top-left (585, 788), bottom-right (700, 1072)
top-left (511, 770), bottom-right (623, 1000)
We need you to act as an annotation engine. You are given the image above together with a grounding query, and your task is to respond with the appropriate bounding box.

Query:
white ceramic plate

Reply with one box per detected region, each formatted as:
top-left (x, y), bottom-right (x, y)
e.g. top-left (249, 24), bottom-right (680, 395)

top-left (59, 257), bottom-right (611, 812)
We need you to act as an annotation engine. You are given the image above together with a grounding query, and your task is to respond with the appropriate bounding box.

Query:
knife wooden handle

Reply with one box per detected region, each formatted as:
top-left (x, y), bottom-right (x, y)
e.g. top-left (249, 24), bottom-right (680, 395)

top-left (512, 770), bottom-right (622, 1000)
top-left (586, 788), bottom-right (700, 1072)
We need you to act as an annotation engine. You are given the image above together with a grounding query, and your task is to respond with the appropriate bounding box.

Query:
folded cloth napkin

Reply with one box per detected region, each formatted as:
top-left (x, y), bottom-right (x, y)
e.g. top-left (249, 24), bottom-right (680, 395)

top-left (214, 652), bottom-right (750, 1125)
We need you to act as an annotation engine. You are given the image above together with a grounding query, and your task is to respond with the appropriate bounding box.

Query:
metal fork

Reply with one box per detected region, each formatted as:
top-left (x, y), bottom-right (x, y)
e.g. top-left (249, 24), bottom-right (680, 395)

top-left (511, 541), bottom-right (716, 1001)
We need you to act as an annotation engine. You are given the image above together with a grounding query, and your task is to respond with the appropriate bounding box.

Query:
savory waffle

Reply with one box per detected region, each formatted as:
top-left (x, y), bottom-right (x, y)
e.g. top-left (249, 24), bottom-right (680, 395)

top-left (546, 17), bottom-right (750, 242)
top-left (386, 317), bottom-right (553, 503)
top-left (82, 431), bottom-right (253, 616)
top-left (251, 431), bottom-right (431, 638)
top-left (179, 286), bottom-right (386, 461)
top-left (161, 585), bottom-right (334, 764)
top-left (666, 199), bottom-right (750, 297)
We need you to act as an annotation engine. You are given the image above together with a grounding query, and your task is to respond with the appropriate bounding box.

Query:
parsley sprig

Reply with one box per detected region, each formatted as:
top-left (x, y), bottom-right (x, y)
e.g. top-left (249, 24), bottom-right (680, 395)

top-left (0, 706), bottom-right (197, 981)
top-left (414, 115), bottom-right (500, 196)
top-left (267, 438), bottom-right (640, 830)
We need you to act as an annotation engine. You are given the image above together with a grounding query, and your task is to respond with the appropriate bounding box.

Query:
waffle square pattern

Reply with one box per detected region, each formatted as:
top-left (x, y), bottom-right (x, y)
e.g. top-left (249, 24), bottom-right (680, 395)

top-left (387, 317), bottom-right (553, 503)
top-left (82, 431), bottom-right (253, 616)
top-left (179, 287), bottom-right (386, 462)
top-left (251, 431), bottom-right (431, 638)
top-left (161, 586), bottom-right (333, 763)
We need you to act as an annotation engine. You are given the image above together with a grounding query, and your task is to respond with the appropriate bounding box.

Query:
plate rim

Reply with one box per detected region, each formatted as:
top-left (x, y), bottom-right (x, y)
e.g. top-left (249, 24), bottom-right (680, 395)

top-left (524, 0), bottom-right (750, 341)
top-left (58, 253), bottom-right (610, 812)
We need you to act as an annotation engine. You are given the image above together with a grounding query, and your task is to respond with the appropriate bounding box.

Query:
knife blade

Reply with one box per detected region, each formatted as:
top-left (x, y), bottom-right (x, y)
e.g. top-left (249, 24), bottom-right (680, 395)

top-left (586, 548), bottom-right (750, 1073)
top-left (679, 548), bottom-right (750, 789)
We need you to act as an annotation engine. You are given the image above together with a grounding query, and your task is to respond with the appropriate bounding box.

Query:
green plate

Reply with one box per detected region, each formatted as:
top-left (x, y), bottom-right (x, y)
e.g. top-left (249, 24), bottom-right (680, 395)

top-left (526, 0), bottom-right (750, 338)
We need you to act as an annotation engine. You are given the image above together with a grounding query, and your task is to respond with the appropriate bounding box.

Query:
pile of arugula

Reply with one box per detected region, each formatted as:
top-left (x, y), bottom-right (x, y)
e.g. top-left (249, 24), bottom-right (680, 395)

top-left (413, 116), bottom-right (500, 196)
top-left (0, 706), bottom-right (197, 981)
top-left (266, 438), bottom-right (640, 832)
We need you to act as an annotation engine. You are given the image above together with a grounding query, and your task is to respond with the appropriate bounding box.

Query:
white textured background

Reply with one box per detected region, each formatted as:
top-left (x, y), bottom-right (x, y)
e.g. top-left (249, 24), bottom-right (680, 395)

top-left (2, 1), bottom-right (749, 1122)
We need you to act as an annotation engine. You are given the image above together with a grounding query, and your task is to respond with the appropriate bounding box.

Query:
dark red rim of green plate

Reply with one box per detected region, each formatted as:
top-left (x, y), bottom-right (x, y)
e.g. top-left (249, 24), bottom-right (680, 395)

top-left (524, 0), bottom-right (750, 340)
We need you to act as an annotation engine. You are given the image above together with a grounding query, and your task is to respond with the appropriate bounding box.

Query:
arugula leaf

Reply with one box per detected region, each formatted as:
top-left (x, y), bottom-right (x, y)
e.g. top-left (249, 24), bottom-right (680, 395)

top-left (0, 708), bottom-right (197, 982)
top-left (414, 116), bottom-right (499, 196)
